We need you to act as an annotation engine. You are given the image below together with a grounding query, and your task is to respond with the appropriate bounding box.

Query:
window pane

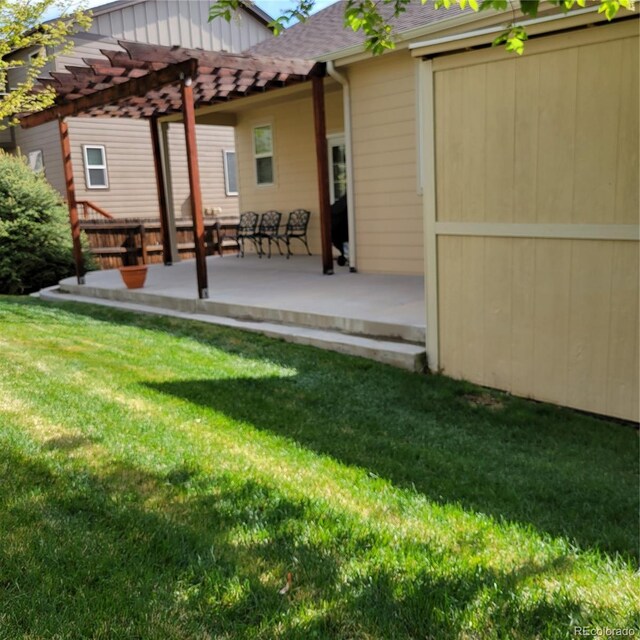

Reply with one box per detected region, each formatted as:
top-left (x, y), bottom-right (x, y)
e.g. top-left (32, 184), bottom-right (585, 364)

top-left (256, 157), bottom-right (273, 185)
top-left (88, 168), bottom-right (107, 187)
top-left (28, 150), bottom-right (44, 173)
top-left (254, 126), bottom-right (272, 155)
top-left (86, 147), bottom-right (104, 166)
top-left (225, 152), bottom-right (237, 194)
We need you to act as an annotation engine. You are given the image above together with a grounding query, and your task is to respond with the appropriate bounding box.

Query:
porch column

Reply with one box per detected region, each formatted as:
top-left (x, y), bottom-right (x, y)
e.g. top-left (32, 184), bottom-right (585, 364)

top-left (180, 76), bottom-right (209, 299)
top-left (149, 116), bottom-right (173, 265)
top-left (57, 116), bottom-right (85, 284)
top-left (312, 73), bottom-right (334, 275)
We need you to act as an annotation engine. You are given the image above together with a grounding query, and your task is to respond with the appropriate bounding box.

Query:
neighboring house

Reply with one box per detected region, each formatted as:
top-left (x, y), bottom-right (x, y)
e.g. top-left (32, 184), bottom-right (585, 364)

top-left (4, 0), bottom-right (273, 222)
top-left (179, 1), bottom-right (635, 420)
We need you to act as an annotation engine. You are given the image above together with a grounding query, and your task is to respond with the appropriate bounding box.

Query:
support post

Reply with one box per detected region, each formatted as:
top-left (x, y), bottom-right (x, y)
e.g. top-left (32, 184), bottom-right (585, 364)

top-left (57, 116), bottom-right (85, 284)
top-left (180, 76), bottom-right (209, 299)
top-left (149, 116), bottom-right (173, 265)
top-left (311, 73), bottom-right (334, 275)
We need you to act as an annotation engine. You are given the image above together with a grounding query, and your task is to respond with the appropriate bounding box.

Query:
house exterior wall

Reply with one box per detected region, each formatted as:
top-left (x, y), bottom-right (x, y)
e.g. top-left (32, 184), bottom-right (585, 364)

top-left (234, 86), bottom-right (344, 254)
top-left (430, 21), bottom-right (639, 421)
top-left (348, 51), bottom-right (424, 275)
top-left (87, 0), bottom-right (269, 51)
top-left (10, 1), bottom-right (270, 220)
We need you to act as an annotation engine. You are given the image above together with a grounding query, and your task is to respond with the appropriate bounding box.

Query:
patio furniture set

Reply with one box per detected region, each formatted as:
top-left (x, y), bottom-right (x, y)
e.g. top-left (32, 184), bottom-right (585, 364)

top-left (223, 209), bottom-right (312, 259)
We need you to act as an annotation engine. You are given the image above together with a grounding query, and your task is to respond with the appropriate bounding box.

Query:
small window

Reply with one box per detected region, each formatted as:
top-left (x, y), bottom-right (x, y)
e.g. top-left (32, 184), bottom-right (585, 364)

top-left (28, 150), bottom-right (44, 174)
top-left (82, 145), bottom-right (109, 189)
top-left (223, 150), bottom-right (238, 196)
top-left (253, 124), bottom-right (273, 186)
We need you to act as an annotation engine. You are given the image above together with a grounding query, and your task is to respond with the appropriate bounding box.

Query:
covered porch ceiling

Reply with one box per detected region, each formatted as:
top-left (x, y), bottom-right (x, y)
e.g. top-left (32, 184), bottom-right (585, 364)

top-left (18, 40), bottom-right (336, 299)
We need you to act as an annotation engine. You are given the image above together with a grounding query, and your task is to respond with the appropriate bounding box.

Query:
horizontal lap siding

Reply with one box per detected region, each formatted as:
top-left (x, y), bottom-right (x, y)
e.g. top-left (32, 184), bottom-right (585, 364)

top-left (166, 124), bottom-right (239, 220)
top-left (433, 23), bottom-right (639, 421)
top-left (350, 52), bottom-right (423, 275)
top-left (235, 89), bottom-right (344, 255)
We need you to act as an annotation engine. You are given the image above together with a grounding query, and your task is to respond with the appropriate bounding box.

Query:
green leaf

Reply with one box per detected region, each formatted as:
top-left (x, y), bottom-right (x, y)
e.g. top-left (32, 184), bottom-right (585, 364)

top-left (520, 0), bottom-right (540, 17)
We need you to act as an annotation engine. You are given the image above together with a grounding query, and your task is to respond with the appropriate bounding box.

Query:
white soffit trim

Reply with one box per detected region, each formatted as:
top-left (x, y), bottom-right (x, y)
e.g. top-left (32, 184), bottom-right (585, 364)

top-left (409, 5), bottom-right (602, 55)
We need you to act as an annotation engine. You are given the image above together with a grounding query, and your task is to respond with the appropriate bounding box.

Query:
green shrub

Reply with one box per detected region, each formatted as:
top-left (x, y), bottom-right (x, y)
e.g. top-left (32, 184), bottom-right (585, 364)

top-left (0, 150), bottom-right (78, 294)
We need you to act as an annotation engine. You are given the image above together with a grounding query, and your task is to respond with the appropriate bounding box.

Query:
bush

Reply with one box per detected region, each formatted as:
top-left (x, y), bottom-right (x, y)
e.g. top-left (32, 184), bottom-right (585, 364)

top-left (0, 150), bottom-right (78, 294)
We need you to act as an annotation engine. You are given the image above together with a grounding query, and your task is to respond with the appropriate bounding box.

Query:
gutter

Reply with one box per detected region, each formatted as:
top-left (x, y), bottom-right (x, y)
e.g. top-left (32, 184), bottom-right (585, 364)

top-left (326, 60), bottom-right (357, 272)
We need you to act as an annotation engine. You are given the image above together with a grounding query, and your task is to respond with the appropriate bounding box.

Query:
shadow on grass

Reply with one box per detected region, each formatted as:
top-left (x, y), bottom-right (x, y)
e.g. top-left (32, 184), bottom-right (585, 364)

top-left (144, 376), bottom-right (639, 563)
top-left (1, 443), bottom-right (623, 640)
top-left (5, 298), bottom-right (638, 561)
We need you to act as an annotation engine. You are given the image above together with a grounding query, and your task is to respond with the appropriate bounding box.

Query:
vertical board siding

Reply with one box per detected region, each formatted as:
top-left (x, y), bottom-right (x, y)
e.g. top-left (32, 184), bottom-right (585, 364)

top-left (86, 0), bottom-right (272, 51)
top-left (434, 25), bottom-right (639, 225)
top-left (234, 88), bottom-right (344, 255)
top-left (433, 23), bottom-right (639, 421)
top-left (350, 52), bottom-right (423, 275)
top-left (438, 237), bottom-right (639, 421)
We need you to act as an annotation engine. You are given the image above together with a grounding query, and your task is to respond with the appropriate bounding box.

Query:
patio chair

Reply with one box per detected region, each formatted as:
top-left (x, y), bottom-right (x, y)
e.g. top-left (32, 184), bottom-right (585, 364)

top-left (255, 210), bottom-right (283, 258)
top-left (278, 209), bottom-right (312, 259)
top-left (226, 211), bottom-right (260, 257)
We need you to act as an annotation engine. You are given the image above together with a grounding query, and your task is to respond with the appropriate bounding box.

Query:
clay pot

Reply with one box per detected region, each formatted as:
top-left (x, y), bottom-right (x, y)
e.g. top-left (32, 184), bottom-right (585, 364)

top-left (119, 265), bottom-right (148, 289)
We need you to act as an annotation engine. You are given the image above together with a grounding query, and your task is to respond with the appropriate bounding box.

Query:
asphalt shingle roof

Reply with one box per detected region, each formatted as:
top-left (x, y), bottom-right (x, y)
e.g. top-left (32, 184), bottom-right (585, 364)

top-left (245, 0), bottom-right (467, 59)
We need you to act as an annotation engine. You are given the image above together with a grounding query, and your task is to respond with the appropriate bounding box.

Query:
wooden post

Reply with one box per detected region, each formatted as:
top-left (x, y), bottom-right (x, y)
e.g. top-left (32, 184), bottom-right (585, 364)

top-left (57, 116), bottom-right (85, 284)
top-left (150, 116), bottom-right (173, 265)
top-left (312, 73), bottom-right (333, 275)
top-left (181, 76), bottom-right (209, 299)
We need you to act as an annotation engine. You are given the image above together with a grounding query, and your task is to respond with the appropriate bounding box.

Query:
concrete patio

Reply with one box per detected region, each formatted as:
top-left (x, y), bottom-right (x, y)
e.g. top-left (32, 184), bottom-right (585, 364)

top-left (45, 255), bottom-right (428, 371)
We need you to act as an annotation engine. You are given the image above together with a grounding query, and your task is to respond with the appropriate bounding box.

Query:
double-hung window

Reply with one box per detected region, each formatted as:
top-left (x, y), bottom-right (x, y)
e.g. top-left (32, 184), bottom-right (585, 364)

top-left (223, 150), bottom-right (238, 196)
top-left (83, 145), bottom-right (109, 189)
top-left (253, 124), bottom-right (273, 186)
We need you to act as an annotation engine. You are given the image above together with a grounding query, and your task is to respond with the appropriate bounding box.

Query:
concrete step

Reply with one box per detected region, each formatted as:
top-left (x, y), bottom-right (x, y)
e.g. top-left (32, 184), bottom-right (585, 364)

top-left (57, 280), bottom-right (425, 345)
top-left (38, 287), bottom-right (427, 372)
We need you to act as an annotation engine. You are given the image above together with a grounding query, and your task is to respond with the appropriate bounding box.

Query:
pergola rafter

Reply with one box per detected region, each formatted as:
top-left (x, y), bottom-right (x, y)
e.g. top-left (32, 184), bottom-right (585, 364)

top-left (18, 40), bottom-right (333, 298)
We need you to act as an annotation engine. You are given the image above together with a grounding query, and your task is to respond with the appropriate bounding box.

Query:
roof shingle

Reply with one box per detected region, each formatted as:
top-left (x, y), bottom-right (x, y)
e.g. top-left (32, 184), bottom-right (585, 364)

top-left (245, 0), bottom-right (467, 59)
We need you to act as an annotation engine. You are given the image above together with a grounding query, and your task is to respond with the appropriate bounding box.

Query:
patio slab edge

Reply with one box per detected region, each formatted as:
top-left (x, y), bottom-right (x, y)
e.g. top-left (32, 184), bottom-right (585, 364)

top-left (58, 281), bottom-right (426, 344)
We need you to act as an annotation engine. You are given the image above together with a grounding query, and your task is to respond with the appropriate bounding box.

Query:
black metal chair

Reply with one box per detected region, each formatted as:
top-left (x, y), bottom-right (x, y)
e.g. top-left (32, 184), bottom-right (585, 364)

top-left (255, 210), bottom-right (283, 258)
top-left (226, 211), bottom-right (259, 257)
top-left (278, 209), bottom-right (312, 259)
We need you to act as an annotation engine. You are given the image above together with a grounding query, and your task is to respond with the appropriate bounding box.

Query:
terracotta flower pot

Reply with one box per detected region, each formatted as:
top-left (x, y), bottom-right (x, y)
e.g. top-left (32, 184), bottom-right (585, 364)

top-left (119, 265), bottom-right (148, 289)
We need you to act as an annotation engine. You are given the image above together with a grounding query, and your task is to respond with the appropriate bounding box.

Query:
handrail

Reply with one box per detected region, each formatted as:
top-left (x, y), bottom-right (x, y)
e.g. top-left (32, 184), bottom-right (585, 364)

top-left (77, 200), bottom-right (114, 220)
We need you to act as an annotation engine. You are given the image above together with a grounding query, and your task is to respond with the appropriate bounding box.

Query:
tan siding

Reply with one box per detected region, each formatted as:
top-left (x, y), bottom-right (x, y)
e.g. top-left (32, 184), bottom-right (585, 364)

top-left (87, 0), bottom-right (271, 51)
top-left (234, 88), bottom-right (343, 255)
top-left (435, 23), bottom-right (639, 226)
top-left (350, 51), bottom-right (423, 275)
top-left (166, 123), bottom-right (239, 220)
top-left (13, 120), bottom-right (65, 194)
top-left (433, 23), bottom-right (639, 421)
top-left (68, 118), bottom-right (159, 218)
top-left (438, 237), bottom-right (639, 421)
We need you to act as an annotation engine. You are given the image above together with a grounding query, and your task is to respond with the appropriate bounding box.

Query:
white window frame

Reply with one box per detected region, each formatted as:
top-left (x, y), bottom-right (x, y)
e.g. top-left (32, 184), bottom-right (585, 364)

top-left (82, 145), bottom-right (109, 189)
top-left (252, 123), bottom-right (274, 187)
top-left (222, 149), bottom-right (238, 196)
top-left (28, 149), bottom-right (44, 174)
top-left (327, 133), bottom-right (346, 204)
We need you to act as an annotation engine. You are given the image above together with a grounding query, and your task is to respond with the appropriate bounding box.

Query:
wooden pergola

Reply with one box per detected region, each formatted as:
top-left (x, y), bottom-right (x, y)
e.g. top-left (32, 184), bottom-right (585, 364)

top-left (19, 41), bottom-right (335, 298)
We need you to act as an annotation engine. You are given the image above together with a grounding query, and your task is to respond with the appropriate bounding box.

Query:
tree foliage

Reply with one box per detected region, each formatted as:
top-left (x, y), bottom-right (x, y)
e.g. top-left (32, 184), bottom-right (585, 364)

top-left (0, 150), bottom-right (79, 294)
top-left (210, 0), bottom-right (635, 55)
top-left (0, 0), bottom-right (91, 126)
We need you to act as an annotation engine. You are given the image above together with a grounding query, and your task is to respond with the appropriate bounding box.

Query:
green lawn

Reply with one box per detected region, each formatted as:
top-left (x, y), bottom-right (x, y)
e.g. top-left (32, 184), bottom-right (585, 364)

top-left (0, 296), bottom-right (637, 640)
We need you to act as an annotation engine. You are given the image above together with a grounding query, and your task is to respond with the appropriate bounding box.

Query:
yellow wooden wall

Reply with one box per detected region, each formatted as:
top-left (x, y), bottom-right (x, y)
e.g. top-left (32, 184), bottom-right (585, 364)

top-left (432, 21), bottom-right (639, 421)
top-left (349, 51), bottom-right (424, 275)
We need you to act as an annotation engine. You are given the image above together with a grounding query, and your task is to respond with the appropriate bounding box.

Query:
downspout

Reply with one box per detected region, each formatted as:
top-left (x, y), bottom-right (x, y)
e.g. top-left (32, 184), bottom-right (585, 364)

top-left (326, 61), bottom-right (357, 272)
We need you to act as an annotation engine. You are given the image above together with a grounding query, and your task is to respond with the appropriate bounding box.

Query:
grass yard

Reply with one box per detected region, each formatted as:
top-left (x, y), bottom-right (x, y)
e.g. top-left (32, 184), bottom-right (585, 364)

top-left (0, 296), bottom-right (638, 639)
